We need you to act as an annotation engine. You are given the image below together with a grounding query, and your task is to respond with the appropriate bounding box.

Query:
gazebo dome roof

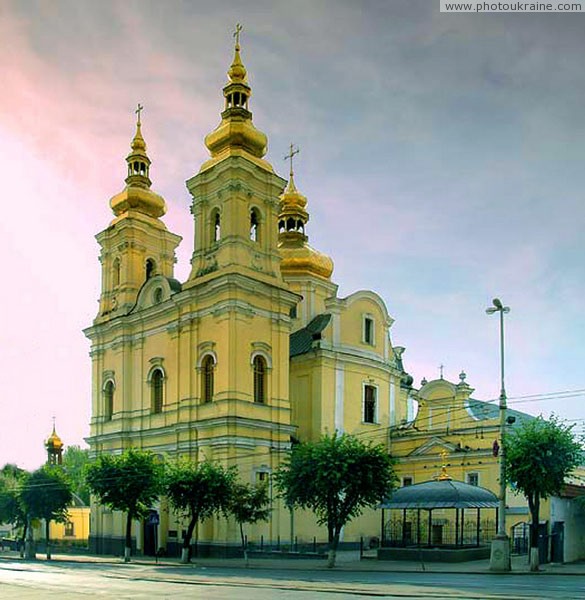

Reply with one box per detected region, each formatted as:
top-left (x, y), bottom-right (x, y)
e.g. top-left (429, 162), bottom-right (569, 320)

top-left (380, 479), bottom-right (498, 510)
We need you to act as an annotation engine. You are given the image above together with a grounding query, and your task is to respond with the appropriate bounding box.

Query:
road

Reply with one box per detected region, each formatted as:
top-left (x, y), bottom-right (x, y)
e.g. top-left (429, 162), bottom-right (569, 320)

top-left (0, 559), bottom-right (583, 599)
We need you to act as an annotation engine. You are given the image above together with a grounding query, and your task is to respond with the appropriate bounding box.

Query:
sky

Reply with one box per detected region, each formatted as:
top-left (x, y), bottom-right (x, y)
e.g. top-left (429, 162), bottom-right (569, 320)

top-left (0, 0), bottom-right (583, 469)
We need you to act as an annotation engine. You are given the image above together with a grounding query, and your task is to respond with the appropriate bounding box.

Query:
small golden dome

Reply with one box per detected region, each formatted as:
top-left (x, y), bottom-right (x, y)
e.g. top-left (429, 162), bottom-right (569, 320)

top-left (130, 122), bottom-right (147, 153)
top-left (46, 425), bottom-right (63, 450)
top-left (228, 43), bottom-right (248, 83)
top-left (110, 107), bottom-right (167, 219)
top-left (279, 234), bottom-right (334, 280)
top-left (110, 185), bottom-right (166, 219)
top-left (277, 148), bottom-right (333, 280)
top-left (279, 175), bottom-right (308, 211)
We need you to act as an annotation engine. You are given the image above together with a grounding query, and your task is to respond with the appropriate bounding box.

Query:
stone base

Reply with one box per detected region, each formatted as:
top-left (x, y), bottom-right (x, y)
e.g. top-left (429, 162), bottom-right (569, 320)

top-left (489, 536), bottom-right (511, 571)
top-left (378, 546), bottom-right (490, 563)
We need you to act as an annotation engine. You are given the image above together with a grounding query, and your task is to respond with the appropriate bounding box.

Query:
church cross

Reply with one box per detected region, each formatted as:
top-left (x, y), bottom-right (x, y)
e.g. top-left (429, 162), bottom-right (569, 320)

top-left (135, 103), bottom-right (144, 126)
top-left (284, 143), bottom-right (300, 177)
top-left (233, 23), bottom-right (243, 47)
top-left (439, 364), bottom-right (444, 379)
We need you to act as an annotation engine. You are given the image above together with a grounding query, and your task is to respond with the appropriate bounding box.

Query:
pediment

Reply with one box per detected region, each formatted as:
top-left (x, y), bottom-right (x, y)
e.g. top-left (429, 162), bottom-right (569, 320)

top-left (133, 275), bottom-right (181, 312)
top-left (409, 436), bottom-right (459, 457)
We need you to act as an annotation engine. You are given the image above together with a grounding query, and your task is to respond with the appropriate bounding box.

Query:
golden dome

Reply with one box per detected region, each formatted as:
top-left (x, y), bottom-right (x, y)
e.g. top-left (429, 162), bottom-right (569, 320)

top-left (46, 425), bottom-right (63, 450)
top-left (203, 26), bottom-right (268, 162)
top-left (228, 40), bottom-right (248, 83)
top-left (204, 117), bottom-right (267, 159)
top-left (279, 235), bottom-right (334, 280)
top-left (277, 147), bottom-right (333, 280)
top-left (110, 185), bottom-right (166, 219)
top-left (110, 107), bottom-right (167, 219)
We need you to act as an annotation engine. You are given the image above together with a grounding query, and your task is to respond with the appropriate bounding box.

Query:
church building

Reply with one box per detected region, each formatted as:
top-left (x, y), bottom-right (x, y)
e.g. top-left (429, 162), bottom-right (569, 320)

top-left (85, 32), bottom-right (549, 557)
top-left (84, 31), bottom-right (414, 555)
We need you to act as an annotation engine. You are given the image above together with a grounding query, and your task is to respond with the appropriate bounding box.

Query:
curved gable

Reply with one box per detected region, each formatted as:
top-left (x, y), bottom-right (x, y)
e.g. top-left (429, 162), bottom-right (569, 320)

top-left (133, 275), bottom-right (182, 312)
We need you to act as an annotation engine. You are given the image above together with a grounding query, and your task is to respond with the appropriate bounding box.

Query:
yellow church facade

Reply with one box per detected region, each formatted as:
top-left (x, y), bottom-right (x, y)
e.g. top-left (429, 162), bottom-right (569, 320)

top-left (84, 33), bottom-right (564, 558)
top-left (84, 33), bottom-right (414, 556)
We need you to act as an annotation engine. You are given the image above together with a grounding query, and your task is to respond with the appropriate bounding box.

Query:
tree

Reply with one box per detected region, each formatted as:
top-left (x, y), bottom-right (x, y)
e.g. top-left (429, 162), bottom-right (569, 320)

top-left (20, 466), bottom-right (73, 560)
top-left (0, 464), bottom-right (28, 552)
top-left (62, 446), bottom-right (91, 505)
top-left (504, 416), bottom-right (583, 571)
top-left (85, 448), bottom-right (162, 562)
top-left (228, 481), bottom-right (270, 564)
top-left (165, 460), bottom-right (235, 563)
top-left (275, 433), bottom-right (397, 567)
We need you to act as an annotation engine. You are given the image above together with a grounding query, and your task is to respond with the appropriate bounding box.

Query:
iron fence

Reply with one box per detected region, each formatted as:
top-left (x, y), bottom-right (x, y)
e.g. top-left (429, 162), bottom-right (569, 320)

top-left (382, 513), bottom-right (496, 547)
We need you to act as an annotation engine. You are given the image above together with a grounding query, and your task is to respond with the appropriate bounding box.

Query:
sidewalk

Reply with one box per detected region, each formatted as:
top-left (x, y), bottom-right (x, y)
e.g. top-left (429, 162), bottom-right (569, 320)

top-left (2, 549), bottom-right (584, 576)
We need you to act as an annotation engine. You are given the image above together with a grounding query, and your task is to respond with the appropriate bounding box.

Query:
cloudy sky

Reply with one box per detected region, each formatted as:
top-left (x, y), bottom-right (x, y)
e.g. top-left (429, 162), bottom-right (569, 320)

top-left (1, 0), bottom-right (583, 469)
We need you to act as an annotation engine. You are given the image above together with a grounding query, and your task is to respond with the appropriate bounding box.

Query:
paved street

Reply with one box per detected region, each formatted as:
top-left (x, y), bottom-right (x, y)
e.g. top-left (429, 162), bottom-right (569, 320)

top-left (0, 555), bottom-right (584, 599)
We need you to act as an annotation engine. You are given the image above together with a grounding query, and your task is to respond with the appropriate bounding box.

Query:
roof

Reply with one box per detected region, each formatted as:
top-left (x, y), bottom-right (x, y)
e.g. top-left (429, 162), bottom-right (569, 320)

top-left (290, 313), bottom-right (331, 357)
top-left (466, 398), bottom-right (533, 426)
top-left (380, 479), bottom-right (499, 509)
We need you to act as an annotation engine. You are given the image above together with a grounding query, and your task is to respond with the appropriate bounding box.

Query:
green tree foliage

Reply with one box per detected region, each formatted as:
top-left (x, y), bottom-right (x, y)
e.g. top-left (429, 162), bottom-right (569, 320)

top-left (62, 446), bottom-right (91, 505)
top-left (165, 460), bottom-right (235, 563)
top-left (20, 466), bottom-right (73, 560)
top-left (275, 433), bottom-right (397, 567)
top-left (0, 464), bottom-right (28, 544)
top-left (85, 448), bottom-right (162, 562)
top-left (505, 416), bottom-right (583, 570)
top-left (228, 481), bottom-right (270, 563)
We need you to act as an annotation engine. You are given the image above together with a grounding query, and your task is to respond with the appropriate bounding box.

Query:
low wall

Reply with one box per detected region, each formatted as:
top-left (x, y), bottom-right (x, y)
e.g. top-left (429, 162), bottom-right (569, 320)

top-left (378, 546), bottom-right (490, 562)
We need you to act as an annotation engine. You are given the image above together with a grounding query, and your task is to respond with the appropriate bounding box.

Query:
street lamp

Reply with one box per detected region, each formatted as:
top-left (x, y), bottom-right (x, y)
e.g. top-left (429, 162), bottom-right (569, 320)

top-left (486, 297), bottom-right (511, 572)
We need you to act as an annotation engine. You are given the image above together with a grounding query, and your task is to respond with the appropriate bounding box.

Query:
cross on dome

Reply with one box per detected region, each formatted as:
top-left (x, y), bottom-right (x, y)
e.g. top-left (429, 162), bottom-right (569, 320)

top-left (233, 23), bottom-right (243, 48)
top-left (284, 143), bottom-right (300, 178)
top-left (135, 103), bottom-right (144, 126)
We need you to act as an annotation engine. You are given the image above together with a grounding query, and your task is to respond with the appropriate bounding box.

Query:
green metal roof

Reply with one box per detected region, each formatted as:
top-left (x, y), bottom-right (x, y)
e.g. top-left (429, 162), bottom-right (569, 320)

top-left (466, 398), bottom-right (533, 427)
top-left (380, 479), bottom-right (498, 509)
top-left (290, 313), bottom-right (331, 357)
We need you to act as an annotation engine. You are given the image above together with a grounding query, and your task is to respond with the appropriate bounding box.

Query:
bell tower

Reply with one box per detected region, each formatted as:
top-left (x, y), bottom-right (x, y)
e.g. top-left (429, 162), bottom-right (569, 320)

top-left (95, 106), bottom-right (181, 320)
top-left (187, 27), bottom-right (285, 282)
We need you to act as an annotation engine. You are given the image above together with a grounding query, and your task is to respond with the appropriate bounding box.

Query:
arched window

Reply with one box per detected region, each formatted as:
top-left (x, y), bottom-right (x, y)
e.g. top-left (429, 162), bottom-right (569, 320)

top-left (151, 368), bottom-right (164, 414)
top-left (213, 211), bottom-right (221, 242)
top-left (253, 355), bottom-right (267, 404)
top-left (146, 258), bottom-right (156, 280)
top-left (112, 258), bottom-right (120, 288)
top-left (104, 380), bottom-right (114, 421)
top-left (250, 209), bottom-right (259, 242)
top-left (201, 355), bottom-right (214, 403)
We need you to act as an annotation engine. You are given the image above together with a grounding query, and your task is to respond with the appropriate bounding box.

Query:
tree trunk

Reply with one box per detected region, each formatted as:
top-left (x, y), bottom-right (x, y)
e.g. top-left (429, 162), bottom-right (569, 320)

top-left (24, 518), bottom-right (35, 560)
top-left (181, 517), bottom-right (197, 564)
top-left (239, 522), bottom-right (249, 567)
top-left (20, 522), bottom-right (27, 558)
top-left (124, 512), bottom-right (133, 562)
top-left (45, 520), bottom-right (51, 560)
top-left (528, 494), bottom-right (540, 572)
top-left (327, 530), bottom-right (340, 568)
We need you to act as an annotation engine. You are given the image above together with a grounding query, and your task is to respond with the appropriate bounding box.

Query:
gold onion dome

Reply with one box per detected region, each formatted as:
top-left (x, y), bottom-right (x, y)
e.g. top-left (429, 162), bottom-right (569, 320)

top-left (46, 425), bottom-right (63, 451)
top-left (278, 169), bottom-right (334, 280)
top-left (110, 105), bottom-right (167, 219)
top-left (204, 26), bottom-right (268, 161)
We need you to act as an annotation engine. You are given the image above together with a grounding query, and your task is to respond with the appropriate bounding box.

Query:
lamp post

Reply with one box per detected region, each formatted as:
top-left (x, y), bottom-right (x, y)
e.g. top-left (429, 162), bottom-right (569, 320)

top-left (486, 297), bottom-right (511, 572)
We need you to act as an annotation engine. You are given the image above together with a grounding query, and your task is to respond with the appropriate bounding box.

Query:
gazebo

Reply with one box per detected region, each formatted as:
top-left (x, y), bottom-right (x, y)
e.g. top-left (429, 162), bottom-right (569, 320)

top-left (378, 475), bottom-right (498, 562)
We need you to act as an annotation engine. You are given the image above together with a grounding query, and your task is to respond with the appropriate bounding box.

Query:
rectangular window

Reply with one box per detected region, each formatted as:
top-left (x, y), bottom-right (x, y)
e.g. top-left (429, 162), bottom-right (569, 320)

top-left (64, 522), bottom-right (74, 537)
top-left (364, 316), bottom-right (374, 345)
top-left (363, 385), bottom-right (377, 423)
top-left (467, 472), bottom-right (479, 486)
top-left (402, 477), bottom-right (413, 487)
